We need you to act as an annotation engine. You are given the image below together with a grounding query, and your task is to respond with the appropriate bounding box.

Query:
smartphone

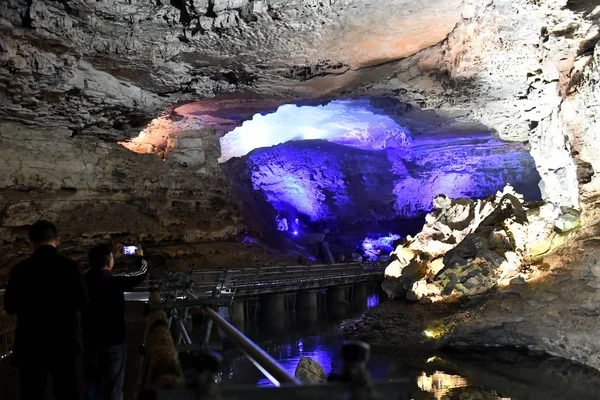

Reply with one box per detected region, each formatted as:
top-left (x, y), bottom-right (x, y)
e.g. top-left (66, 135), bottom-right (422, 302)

top-left (123, 245), bottom-right (138, 255)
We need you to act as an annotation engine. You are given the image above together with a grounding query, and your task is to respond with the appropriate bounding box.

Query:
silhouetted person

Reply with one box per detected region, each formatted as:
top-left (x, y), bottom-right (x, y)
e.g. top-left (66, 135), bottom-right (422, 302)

top-left (4, 220), bottom-right (88, 400)
top-left (81, 244), bottom-right (148, 400)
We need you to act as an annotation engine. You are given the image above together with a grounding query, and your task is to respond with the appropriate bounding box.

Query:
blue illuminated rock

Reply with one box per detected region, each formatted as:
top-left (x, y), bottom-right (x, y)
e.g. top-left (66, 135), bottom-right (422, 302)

top-left (232, 134), bottom-right (541, 226)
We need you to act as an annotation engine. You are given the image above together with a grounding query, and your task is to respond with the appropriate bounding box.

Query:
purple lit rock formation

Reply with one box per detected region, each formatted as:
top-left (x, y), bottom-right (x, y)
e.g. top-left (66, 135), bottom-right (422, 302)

top-left (224, 132), bottom-right (540, 227)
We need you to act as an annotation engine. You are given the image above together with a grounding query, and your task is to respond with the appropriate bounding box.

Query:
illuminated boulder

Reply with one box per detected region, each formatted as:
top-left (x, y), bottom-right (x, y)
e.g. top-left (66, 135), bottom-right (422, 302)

top-left (383, 185), bottom-right (556, 301)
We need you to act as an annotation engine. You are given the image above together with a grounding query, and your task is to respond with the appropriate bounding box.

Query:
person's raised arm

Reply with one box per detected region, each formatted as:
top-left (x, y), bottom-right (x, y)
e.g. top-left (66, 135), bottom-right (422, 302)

top-left (113, 245), bottom-right (148, 292)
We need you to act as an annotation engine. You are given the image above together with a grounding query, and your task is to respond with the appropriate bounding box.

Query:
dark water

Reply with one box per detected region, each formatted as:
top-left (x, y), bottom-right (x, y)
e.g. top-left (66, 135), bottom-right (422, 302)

top-left (196, 285), bottom-right (600, 400)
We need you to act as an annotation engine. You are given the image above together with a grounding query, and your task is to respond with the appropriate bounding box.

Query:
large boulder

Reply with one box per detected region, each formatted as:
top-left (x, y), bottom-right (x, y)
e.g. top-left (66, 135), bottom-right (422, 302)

top-left (384, 185), bottom-right (557, 302)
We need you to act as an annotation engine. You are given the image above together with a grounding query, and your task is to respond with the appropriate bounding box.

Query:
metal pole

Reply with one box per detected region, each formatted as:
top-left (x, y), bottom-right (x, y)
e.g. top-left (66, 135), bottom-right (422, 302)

top-left (202, 319), bottom-right (213, 348)
top-left (185, 290), bottom-right (301, 387)
top-left (175, 318), bottom-right (192, 345)
top-left (202, 305), bottom-right (301, 387)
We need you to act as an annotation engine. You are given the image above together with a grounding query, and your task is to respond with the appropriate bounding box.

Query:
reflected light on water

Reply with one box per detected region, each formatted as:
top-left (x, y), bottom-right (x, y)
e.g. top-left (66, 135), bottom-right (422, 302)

top-left (367, 294), bottom-right (380, 309)
top-left (257, 337), bottom-right (338, 386)
top-left (417, 371), bottom-right (469, 400)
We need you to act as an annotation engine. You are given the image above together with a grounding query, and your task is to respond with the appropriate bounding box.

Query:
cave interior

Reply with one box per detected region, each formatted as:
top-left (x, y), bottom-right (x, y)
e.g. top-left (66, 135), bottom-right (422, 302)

top-left (1, 0), bottom-right (600, 384)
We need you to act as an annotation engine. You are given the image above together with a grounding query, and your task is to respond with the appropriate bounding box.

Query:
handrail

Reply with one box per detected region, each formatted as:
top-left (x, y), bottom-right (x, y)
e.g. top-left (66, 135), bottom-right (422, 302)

top-left (185, 291), bottom-right (301, 387)
top-left (203, 306), bottom-right (301, 387)
top-left (139, 263), bottom-right (386, 299)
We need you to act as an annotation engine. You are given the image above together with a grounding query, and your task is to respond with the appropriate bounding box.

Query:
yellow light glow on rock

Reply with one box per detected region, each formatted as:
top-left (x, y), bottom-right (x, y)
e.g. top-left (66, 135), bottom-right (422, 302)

top-left (118, 116), bottom-right (205, 156)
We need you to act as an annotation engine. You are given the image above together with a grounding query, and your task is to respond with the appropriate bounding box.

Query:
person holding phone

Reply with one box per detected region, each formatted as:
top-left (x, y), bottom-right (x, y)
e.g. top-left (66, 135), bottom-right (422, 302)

top-left (81, 243), bottom-right (148, 400)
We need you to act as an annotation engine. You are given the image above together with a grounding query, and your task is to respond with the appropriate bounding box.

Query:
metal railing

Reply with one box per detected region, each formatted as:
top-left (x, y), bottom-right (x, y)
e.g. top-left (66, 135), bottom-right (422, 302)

top-left (185, 290), bottom-right (301, 387)
top-left (139, 286), bottom-right (420, 400)
top-left (140, 287), bottom-right (299, 390)
top-left (138, 262), bottom-right (386, 299)
top-left (140, 292), bottom-right (417, 400)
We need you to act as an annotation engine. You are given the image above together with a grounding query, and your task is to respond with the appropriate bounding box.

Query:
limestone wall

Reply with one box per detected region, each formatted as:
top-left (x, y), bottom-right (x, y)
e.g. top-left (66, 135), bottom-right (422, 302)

top-left (0, 122), bottom-right (244, 272)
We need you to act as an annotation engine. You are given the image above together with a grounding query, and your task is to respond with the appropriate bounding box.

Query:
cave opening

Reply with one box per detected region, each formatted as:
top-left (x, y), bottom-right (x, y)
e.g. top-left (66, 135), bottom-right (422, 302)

top-left (118, 96), bottom-right (543, 264)
top-left (213, 98), bottom-right (543, 263)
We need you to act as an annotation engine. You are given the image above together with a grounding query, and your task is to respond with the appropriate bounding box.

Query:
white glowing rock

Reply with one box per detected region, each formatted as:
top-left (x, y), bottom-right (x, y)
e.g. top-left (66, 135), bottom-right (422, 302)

top-left (384, 259), bottom-right (406, 278)
top-left (392, 247), bottom-right (415, 265)
top-left (218, 100), bottom-right (411, 163)
top-left (504, 218), bottom-right (529, 252)
top-left (494, 183), bottom-right (524, 204)
top-left (433, 194), bottom-right (452, 210)
top-left (407, 280), bottom-right (428, 301)
top-left (408, 280), bottom-right (443, 302)
top-left (498, 251), bottom-right (522, 282)
top-left (430, 257), bottom-right (445, 276)
top-left (418, 240), bottom-right (454, 258)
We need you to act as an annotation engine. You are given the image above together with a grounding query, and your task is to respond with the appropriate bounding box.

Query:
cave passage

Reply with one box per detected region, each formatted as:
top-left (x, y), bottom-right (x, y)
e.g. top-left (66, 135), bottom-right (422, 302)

top-left (221, 98), bottom-right (542, 261)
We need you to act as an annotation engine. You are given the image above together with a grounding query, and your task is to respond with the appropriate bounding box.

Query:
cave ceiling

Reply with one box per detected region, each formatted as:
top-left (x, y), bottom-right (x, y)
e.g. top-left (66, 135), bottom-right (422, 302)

top-left (2, 0), bottom-right (596, 142)
top-left (0, 0), bottom-right (465, 138)
top-left (0, 1), bottom-right (598, 214)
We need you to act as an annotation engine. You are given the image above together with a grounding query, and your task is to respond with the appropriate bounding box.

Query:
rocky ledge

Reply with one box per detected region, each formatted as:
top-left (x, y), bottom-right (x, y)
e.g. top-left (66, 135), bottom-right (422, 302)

top-left (341, 193), bottom-right (600, 371)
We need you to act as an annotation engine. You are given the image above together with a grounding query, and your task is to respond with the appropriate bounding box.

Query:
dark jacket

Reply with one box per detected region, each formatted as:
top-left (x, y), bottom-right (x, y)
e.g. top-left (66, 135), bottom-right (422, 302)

top-left (4, 245), bottom-right (88, 362)
top-left (81, 257), bottom-right (148, 349)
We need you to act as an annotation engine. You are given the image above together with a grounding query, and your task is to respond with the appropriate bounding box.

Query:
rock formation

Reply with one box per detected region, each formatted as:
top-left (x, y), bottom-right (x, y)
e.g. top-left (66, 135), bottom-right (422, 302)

top-left (294, 356), bottom-right (327, 384)
top-left (223, 136), bottom-right (540, 240)
top-left (382, 185), bottom-right (560, 302)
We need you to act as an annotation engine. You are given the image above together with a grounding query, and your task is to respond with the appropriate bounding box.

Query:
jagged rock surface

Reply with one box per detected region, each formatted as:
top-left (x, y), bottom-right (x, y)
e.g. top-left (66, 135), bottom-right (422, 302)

top-left (225, 138), bottom-right (540, 226)
top-left (383, 186), bottom-right (551, 301)
top-left (0, 121), bottom-right (248, 272)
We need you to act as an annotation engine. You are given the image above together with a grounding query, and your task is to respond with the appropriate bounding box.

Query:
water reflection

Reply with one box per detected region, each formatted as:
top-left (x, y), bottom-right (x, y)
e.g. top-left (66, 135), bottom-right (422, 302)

top-left (200, 284), bottom-right (600, 399)
top-left (213, 283), bottom-right (383, 386)
top-left (367, 293), bottom-right (379, 309)
top-left (417, 371), bottom-right (469, 400)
